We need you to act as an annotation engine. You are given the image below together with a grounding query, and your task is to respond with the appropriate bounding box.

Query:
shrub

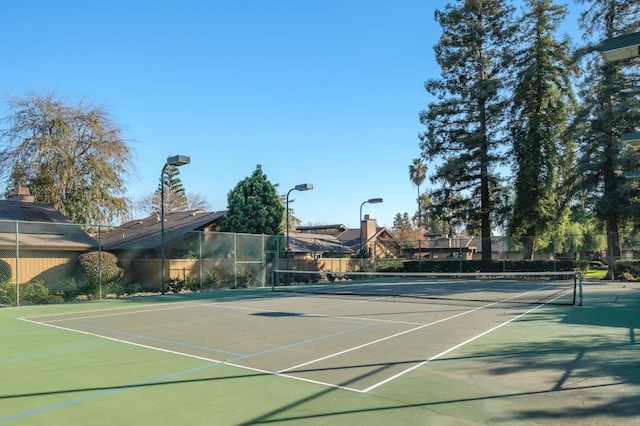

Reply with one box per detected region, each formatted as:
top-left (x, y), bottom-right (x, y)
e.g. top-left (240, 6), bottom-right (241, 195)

top-left (167, 277), bottom-right (199, 293)
top-left (111, 284), bottom-right (125, 298)
top-left (614, 260), bottom-right (640, 280)
top-left (167, 277), bottom-right (184, 294)
top-left (184, 276), bottom-right (199, 292)
top-left (54, 277), bottom-right (81, 302)
top-left (235, 269), bottom-right (256, 288)
top-left (77, 251), bottom-right (124, 298)
top-left (22, 280), bottom-right (49, 304)
top-left (110, 282), bottom-right (143, 298)
top-left (0, 280), bottom-right (17, 306)
top-left (205, 270), bottom-right (224, 288)
top-left (124, 283), bottom-right (143, 295)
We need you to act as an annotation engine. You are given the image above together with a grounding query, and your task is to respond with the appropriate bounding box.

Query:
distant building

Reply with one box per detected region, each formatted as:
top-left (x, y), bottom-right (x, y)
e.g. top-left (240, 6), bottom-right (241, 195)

top-left (0, 187), bottom-right (97, 284)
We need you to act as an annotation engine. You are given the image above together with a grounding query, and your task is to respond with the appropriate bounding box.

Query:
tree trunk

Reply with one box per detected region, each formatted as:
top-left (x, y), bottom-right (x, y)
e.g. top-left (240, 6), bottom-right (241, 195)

top-left (522, 227), bottom-right (536, 260)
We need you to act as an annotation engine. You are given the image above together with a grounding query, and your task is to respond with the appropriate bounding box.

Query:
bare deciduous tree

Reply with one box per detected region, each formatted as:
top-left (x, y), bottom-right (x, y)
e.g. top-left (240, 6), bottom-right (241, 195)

top-left (0, 92), bottom-right (135, 225)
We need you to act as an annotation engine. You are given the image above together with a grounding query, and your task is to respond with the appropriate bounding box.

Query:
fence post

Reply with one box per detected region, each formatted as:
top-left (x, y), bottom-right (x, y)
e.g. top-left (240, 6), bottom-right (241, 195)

top-left (199, 231), bottom-right (203, 291)
top-left (98, 225), bottom-right (102, 300)
top-left (233, 233), bottom-right (237, 289)
top-left (608, 231), bottom-right (615, 280)
top-left (15, 220), bottom-right (19, 307)
top-left (552, 235), bottom-right (557, 272)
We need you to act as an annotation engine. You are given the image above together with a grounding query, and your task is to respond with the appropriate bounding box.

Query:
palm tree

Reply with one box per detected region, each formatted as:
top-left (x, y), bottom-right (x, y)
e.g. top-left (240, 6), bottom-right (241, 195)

top-left (409, 158), bottom-right (427, 224)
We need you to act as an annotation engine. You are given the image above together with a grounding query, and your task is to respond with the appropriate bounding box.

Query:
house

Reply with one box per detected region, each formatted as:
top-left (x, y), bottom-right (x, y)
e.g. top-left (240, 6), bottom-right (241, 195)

top-left (101, 209), bottom-right (226, 258)
top-left (402, 233), bottom-right (477, 260)
top-left (286, 232), bottom-right (354, 259)
top-left (292, 215), bottom-right (402, 259)
top-left (100, 209), bottom-right (226, 289)
top-left (0, 187), bottom-right (97, 284)
top-left (102, 211), bottom-right (401, 287)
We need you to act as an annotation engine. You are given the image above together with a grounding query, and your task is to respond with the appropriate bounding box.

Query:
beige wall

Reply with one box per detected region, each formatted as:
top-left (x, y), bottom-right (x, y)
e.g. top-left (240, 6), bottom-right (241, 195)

top-left (282, 257), bottom-right (375, 273)
top-left (0, 251), bottom-right (78, 284)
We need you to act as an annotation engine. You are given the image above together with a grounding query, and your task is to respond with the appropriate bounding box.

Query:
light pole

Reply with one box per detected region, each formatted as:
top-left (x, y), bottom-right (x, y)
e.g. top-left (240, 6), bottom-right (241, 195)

top-left (286, 183), bottom-right (313, 273)
top-left (161, 154), bottom-right (190, 294)
top-left (602, 31), bottom-right (639, 284)
top-left (359, 198), bottom-right (383, 257)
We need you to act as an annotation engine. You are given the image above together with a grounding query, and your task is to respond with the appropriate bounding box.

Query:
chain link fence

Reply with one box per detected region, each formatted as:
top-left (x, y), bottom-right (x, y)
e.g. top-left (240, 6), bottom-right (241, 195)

top-left (0, 220), bottom-right (281, 306)
top-left (1, 217), bottom-right (639, 307)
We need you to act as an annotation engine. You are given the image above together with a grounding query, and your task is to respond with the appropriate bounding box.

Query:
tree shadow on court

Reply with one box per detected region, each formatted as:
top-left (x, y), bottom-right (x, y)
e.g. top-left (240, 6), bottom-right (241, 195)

top-left (442, 283), bottom-right (640, 423)
top-left (242, 283), bottom-right (640, 424)
top-left (6, 283), bottom-right (638, 424)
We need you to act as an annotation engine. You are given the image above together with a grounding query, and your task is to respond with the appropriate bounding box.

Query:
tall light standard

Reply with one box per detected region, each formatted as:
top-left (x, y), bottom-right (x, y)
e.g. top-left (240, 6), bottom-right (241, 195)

top-left (161, 155), bottom-right (190, 294)
top-left (602, 31), bottom-right (639, 284)
top-left (286, 183), bottom-right (313, 272)
top-left (359, 198), bottom-right (383, 257)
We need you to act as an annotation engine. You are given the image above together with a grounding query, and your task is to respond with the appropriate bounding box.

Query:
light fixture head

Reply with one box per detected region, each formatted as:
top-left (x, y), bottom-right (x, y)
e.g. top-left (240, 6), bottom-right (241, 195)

top-left (603, 32), bottom-right (640, 62)
top-left (166, 155), bottom-right (190, 167)
top-left (294, 183), bottom-right (313, 191)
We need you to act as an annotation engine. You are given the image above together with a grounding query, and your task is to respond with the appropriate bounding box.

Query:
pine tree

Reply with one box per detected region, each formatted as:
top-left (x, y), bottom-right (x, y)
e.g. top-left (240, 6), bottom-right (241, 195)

top-left (508, 0), bottom-right (576, 259)
top-left (222, 165), bottom-right (284, 235)
top-left (572, 0), bottom-right (640, 259)
top-left (152, 164), bottom-right (188, 213)
top-left (419, 0), bottom-right (517, 259)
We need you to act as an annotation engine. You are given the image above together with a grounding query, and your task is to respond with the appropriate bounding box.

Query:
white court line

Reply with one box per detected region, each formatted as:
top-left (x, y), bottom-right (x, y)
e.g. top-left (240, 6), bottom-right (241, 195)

top-left (278, 289), bottom-right (573, 392)
top-left (20, 291), bottom-right (280, 323)
top-left (277, 299), bottom-right (502, 375)
top-left (19, 289), bottom-right (572, 394)
top-left (19, 317), bottom-right (229, 364)
top-left (19, 315), bottom-right (366, 393)
top-left (362, 301), bottom-right (549, 392)
top-left (203, 301), bottom-right (431, 326)
top-left (27, 303), bottom-right (208, 323)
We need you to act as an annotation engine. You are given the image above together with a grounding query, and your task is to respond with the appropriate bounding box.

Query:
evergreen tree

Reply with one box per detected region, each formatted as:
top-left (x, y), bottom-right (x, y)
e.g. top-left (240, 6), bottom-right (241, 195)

top-left (572, 0), bottom-right (640, 259)
top-left (392, 212), bottom-right (413, 232)
top-left (276, 184), bottom-right (302, 233)
top-left (508, 0), bottom-right (576, 259)
top-left (391, 212), bottom-right (425, 247)
top-left (152, 164), bottom-right (188, 213)
top-left (419, 0), bottom-right (517, 259)
top-left (425, 176), bottom-right (468, 237)
top-left (3, 161), bottom-right (30, 198)
top-left (222, 165), bottom-right (284, 235)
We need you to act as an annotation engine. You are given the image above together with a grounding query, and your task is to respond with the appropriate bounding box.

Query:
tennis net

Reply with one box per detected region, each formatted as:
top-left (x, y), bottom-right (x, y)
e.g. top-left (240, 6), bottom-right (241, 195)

top-left (272, 270), bottom-right (582, 306)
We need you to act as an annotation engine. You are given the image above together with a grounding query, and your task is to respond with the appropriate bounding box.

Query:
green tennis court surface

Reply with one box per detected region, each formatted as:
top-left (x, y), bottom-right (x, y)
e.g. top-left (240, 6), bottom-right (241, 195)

top-left (1, 281), bottom-right (638, 425)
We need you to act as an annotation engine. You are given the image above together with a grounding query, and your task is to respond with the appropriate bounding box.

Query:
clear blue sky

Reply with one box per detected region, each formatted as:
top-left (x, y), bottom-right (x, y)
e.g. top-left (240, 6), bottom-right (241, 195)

top-left (1, 0), bottom-right (584, 229)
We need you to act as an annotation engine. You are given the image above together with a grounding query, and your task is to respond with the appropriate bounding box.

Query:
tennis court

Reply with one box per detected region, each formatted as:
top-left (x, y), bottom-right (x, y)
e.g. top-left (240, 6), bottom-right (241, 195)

top-left (1, 279), bottom-right (639, 424)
